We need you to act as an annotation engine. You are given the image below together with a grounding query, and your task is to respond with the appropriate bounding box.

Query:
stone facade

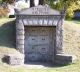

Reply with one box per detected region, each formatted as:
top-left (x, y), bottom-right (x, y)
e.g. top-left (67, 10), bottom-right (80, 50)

top-left (15, 5), bottom-right (73, 65)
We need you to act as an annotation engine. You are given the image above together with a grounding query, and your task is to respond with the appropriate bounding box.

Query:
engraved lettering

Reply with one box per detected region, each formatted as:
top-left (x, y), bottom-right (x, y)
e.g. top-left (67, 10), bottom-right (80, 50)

top-left (32, 7), bottom-right (49, 15)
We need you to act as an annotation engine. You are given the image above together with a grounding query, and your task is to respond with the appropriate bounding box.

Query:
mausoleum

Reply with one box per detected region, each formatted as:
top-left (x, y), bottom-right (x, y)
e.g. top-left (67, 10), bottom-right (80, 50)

top-left (15, 5), bottom-right (72, 65)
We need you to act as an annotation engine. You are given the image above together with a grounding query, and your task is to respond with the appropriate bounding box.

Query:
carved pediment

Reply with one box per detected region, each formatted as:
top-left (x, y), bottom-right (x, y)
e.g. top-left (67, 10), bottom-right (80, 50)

top-left (18, 5), bottom-right (60, 15)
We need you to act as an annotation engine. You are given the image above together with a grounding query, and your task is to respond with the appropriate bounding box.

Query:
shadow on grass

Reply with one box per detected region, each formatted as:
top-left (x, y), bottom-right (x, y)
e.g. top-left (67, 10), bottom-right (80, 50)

top-left (0, 20), bottom-right (16, 48)
top-left (24, 61), bottom-right (70, 68)
top-left (73, 21), bottom-right (80, 24)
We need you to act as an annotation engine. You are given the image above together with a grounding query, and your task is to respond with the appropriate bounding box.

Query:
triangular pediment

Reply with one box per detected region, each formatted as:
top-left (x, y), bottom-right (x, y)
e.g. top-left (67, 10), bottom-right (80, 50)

top-left (18, 5), bottom-right (60, 15)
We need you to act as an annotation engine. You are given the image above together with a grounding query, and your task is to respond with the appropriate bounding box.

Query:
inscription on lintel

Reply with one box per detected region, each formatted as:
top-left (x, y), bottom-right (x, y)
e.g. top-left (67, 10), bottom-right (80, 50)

top-left (32, 7), bottom-right (49, 15)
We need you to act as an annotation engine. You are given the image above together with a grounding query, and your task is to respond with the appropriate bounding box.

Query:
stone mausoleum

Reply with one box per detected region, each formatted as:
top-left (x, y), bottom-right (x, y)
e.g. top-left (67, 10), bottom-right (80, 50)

top-left (15, 5), bottom-right (72, 65)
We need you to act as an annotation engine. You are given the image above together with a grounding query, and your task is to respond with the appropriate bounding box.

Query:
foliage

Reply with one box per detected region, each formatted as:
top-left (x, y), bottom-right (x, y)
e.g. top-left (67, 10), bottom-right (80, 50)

top-left (0, 7), bottom-right (9, 17)
top-left (45, 0), bottom-right (80, 19)
top-left (39, 0), bottom-right (45, 5)
top-left (0, 0), bottom-right (15, 17)
top-left (60, 0), bottom-right (80, 19)
top-left (0, 0), bottom-right (2, 2)
top-left (0, 0), bottom-right (80, 19)
top-left (0, 0), bottom-right (1, 3)
top-left (66, 2), bottom-right (80, 19)
top-left (2, 0), bottom-right (14, 4)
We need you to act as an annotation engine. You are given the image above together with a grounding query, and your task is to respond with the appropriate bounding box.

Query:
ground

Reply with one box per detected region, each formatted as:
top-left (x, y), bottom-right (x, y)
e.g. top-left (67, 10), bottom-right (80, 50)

top-left (0, 18), bottom-right (80, 72)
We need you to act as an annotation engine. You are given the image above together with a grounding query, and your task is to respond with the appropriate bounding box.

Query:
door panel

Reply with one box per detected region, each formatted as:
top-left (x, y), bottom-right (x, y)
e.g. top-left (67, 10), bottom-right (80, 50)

top-left (27, 36), bottom-right (38, 45)
top-left (38, 36), bottom-right (49, 45)
top-left (25, 46), bottom-right (37, 53)
top-left (24, 27), bottom-right (54, 62)
top-left (25, 27), bottom-right (38, 36)
top-left (38, 28), bottom-right (50, 36)
top-left (37, 45), bottom-right (49, 54)
top-left (26, 53), bottom-right (42, 62)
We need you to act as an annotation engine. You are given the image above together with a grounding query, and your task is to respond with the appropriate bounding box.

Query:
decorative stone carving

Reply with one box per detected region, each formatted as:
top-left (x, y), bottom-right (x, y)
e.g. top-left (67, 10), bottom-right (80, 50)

top-left (18, 16), bottom-right (60, 26)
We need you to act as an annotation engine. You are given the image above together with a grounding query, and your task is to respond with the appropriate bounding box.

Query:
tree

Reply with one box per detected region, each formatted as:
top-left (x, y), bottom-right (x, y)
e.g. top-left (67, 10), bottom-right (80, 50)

top-left (30, 0), bottom-right (34, 7)
top-left (57, 0), bottom-right (80, 19)
top-left (45, 0), bottom-right (79, 10)
top-left (0, 0), bottom-right (2, 3)
top-left (45, 0), bottom-right (80, 19)
top-left (39, 0), bottom-right (45, 5)
top-left (30, 0), bottom-right (45, 7)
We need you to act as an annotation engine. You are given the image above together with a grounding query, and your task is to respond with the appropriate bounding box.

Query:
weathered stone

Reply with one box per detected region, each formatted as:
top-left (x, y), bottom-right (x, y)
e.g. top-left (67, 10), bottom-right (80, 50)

top-left (16, 35), bottom-right (24, 40)
top-left (16, 39), bottom-right (24, 45)
top-left (16, 29), bottom-right (24, 35)
top-left (23, 19), bottom-right (28, 25)
top-left (2, 53), bottom-right (24, 65)
top-left (55, 54), bottom-right (73, 65)
top-left (56, 20), bottom-right (63, 54)
top-left (21, 17), bottom-right (59, 26)
top-left (16, 20), bottom-right (24, 30)
top-left (16, 44), bottom-right (24, 49)
top-left (18, 48), bottom-right (24, 54)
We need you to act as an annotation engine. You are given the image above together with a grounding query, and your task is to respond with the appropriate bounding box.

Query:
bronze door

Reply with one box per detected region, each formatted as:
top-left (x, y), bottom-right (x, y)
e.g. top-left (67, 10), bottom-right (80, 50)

top-left (24, 27), bottom-right (53, 62)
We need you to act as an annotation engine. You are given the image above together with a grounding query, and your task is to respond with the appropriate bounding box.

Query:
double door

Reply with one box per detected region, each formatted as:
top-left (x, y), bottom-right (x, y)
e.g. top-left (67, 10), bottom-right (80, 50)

top-left (24, 27), bottom-right (54, 62)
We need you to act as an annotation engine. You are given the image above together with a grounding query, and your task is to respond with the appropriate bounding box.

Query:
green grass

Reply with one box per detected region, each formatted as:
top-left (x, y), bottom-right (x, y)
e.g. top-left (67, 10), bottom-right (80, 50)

top-left (0, 18), bottom-right (16, 54)
top-left (0, 18), bottom-right (80, 72)
top-left (0, 62), bottom-right (80, 72)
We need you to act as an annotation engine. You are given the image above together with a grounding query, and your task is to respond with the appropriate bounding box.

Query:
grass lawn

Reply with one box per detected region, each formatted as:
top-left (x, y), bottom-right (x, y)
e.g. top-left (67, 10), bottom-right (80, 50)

top-left (0, 18), bottom-right (80, 72)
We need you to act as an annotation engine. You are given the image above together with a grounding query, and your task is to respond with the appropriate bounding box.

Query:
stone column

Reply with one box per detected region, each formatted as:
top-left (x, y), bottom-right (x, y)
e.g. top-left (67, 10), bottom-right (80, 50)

top-left (56, 17), bottom-right (63, 54)
top-left (16, 19), bottom-right (24, 54)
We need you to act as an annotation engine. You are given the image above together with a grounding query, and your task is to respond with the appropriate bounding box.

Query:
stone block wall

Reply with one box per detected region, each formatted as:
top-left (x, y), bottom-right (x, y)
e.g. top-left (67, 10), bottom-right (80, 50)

top-left (54, 54), bottom-right (72, 65)
top-left (16, 20), bottom-right (24, 54)
top-left (2, 53), bottom-right (24, 65)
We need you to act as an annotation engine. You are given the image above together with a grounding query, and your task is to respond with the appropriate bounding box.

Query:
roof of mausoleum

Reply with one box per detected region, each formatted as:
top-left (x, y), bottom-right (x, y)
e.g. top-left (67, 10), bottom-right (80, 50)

top-left (17, 5), bottom-right (60, 15)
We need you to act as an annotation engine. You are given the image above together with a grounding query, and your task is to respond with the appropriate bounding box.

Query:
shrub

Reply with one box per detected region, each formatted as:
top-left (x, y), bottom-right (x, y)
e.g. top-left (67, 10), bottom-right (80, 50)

top-left (66, 2), bottom-right (80, 19)
top-left (47, 1), bottom-right (80, 19)
top-left (0, 7), bottom-right (9, 17)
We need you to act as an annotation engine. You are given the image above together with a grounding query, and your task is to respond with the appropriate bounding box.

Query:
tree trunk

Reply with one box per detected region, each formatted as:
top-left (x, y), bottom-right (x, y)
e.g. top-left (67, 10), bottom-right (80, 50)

top-left (63, 3), bottom-right (68, 19)
top-left (30, 0), bottom-right (34, 7)
top-left (39, 0), bottom-right (44, 5)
